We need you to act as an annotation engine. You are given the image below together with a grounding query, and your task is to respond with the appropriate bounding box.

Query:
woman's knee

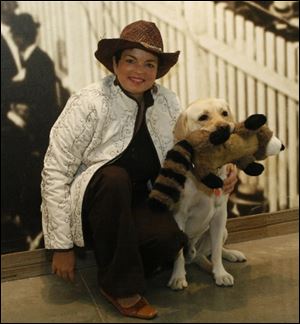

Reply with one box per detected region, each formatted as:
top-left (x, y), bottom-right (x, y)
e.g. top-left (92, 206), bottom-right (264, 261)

top-left (82, 165), bottom-right (132, 217)
top-left (90, 165), bottom-right (131, 194)
top-left (101, 166), bottom-right (131, 188)
top-left (148, 228), bottom-right (188, 263)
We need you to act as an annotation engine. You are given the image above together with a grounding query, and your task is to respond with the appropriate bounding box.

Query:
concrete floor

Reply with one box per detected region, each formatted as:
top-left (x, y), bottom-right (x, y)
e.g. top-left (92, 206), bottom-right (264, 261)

top-left (1, 233), bottom-right (299, 323)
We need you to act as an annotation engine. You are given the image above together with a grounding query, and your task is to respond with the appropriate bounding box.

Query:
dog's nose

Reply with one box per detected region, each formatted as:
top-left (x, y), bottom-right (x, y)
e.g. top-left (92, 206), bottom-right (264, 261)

top-left (280, 144), bottom-right (285, 151)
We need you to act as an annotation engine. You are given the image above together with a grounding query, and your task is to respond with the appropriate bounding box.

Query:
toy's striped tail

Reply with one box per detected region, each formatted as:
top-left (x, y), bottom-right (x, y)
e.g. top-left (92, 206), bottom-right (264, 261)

top-left (148, 140), bottom-right (194, 212)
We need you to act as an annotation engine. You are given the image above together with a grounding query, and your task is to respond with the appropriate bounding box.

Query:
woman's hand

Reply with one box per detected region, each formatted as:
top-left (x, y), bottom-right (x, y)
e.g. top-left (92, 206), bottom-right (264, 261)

top-left (52, 250), bottom-right (76, 282)
top-left (223, 164), bottom-right (238, 195)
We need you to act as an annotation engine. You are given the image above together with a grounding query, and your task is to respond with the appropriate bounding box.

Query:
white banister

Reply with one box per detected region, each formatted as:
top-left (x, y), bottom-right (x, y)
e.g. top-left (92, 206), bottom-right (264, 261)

top-left (197, 34), bottom-right (299, 101)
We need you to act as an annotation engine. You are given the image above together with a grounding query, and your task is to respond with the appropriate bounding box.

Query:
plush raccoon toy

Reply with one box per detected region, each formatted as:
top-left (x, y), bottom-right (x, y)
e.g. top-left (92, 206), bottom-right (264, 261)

top-left (148, 114), bottom-right (285, 212)
top-left (148, 139), bottom-right (194, 212)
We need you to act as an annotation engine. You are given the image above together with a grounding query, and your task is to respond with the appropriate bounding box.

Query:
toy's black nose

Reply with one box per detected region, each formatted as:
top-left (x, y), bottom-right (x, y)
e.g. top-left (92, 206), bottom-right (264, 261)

top-left (280, 144), bottom-right (285, 151)
top-left (210, 125), bottom-right (231, 145)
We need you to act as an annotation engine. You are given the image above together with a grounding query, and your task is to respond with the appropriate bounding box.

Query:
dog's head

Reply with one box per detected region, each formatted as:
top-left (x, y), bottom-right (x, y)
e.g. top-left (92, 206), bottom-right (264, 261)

top-left (174, 98), bottom-right (235, 141)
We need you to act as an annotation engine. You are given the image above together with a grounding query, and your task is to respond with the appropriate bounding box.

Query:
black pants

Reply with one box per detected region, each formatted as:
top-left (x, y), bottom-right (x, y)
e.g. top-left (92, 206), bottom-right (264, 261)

top-left (81, 165), bottom-right (187, 298)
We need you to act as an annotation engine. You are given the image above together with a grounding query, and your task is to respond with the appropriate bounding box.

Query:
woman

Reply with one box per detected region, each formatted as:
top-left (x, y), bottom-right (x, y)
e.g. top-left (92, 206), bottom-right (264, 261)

top-left (41, 20), bottom-right (237, 319)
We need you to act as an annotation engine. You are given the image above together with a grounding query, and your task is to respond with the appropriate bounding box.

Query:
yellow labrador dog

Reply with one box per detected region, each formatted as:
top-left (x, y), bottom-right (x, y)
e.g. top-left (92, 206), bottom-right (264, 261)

top-left (168, 98), bottom-right (247, 290)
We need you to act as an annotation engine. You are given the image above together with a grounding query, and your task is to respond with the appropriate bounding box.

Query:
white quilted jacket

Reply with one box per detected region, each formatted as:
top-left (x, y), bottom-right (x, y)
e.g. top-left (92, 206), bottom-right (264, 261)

top-left (41, 75), bottom-right (182, 249)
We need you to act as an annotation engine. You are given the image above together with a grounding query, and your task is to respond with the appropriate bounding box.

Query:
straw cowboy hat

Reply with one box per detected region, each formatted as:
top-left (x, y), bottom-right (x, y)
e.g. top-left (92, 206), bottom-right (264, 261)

top-left (95, 20), bottom-right (180, 79)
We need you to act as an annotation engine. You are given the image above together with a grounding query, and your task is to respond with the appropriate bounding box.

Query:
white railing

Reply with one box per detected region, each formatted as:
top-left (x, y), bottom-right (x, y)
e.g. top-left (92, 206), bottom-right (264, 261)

top-left (18, 1), bottom-right (299, 213)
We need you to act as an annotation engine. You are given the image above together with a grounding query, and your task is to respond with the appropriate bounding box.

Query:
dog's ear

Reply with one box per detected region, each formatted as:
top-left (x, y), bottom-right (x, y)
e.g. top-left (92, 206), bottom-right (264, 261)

top-left (174, 113), bottom-right (188, 141)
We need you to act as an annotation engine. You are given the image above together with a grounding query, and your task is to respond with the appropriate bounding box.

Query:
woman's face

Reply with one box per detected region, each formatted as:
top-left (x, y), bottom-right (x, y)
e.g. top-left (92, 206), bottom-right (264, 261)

top-left (113, 48), bottom-right (158, 101)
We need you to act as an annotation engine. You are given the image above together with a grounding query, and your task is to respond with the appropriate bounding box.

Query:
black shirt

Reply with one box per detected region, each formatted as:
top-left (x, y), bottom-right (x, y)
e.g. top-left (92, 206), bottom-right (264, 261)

top-left (112, 89), bottom-right (161, 192)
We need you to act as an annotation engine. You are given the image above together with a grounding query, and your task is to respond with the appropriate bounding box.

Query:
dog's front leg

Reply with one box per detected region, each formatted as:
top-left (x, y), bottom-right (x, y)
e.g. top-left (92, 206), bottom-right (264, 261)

top-left (167, 248), bottom-right (188, 290)
top-left (209, 209), bottom-right (234, 286)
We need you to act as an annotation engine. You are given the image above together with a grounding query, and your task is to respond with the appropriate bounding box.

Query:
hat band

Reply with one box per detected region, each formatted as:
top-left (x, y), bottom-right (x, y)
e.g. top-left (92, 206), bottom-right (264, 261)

top-left (139, 41), bottom-right (162, 53)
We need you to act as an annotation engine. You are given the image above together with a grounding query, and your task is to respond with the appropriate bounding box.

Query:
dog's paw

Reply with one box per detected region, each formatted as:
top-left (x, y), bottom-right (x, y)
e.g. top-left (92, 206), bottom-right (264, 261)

top-left (167, 276), bottom-right (188, 290)
top-left (222, 248), bottom-right (247, 262)
top-left (214, 270), bottom-right (234, 286)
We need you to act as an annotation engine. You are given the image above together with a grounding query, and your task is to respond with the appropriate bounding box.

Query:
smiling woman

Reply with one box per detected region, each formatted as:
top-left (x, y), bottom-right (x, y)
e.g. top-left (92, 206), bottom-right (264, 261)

top-left (112, 49), bottom-right (158, 102)
top-left (40, 20), bottom-right (186, 319)
top-left (39, 19), bottom-right (240, 319)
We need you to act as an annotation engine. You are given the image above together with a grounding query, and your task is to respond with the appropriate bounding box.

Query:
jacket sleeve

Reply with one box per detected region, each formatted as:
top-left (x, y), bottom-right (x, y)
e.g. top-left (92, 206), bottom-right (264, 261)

top-left (165, 92), bottom-right (184, 145)
top-left (41, 93), bottom-right (97, 249)
top-left (169, 93), bottom-right (184, 122)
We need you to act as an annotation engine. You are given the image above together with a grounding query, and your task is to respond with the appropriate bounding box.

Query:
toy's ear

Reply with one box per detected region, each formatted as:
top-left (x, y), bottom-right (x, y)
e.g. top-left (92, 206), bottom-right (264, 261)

top-left (244, 114), bottom-right (267, 130)
top-left (201, 173), bottom-right (224, 188)
top-left (243, 162), bottom-right (265, 176)
top-left (174, 113), bottom-right (188, 141)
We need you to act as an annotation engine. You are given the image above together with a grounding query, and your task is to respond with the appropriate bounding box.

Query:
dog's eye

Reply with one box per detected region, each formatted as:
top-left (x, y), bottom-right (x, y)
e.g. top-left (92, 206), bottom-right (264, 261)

top-left (198, 114), bottom-right (208, 121)
top-left (222, 111), bottom-right (229, 117)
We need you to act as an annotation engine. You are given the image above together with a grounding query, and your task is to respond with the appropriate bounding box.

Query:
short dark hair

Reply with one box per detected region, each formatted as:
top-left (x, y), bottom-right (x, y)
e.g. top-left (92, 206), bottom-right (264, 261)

top-left (114, 50), bottom-right (123, 65)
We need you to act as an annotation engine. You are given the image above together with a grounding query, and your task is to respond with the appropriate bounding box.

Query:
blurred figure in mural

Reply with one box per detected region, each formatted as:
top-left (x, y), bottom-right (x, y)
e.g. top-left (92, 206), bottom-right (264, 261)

top-left (223, 1), bottom-right (299, 41)
top-left (7, 13), bottom-right (59, 246)
top-left (269, 1), bottom-right (299, 29)
top-left (1, 1), bottom-right (32, 253)
top-left (9, 13), bottom-right (59, 157)
top-left (1, 0), bottom-right (20, 120)
top-left (1, 12), bottom-right (59, 252)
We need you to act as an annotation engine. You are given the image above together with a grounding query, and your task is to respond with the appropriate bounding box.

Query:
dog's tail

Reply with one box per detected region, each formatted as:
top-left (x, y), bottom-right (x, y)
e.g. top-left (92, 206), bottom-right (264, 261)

top-left (148, 140), bottom-right (194, 212)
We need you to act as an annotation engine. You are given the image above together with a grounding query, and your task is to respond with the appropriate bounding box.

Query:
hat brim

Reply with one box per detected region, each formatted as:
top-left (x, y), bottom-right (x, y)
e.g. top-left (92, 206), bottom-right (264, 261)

top-left (95, 38), bottom-right (180, 79)
top-left (269, 5), bottom-right (294, 20)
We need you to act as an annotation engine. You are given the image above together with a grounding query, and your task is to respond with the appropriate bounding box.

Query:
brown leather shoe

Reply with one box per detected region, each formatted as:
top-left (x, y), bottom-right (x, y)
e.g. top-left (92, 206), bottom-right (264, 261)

top-left (100, 288), bottom-right (158, 320)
